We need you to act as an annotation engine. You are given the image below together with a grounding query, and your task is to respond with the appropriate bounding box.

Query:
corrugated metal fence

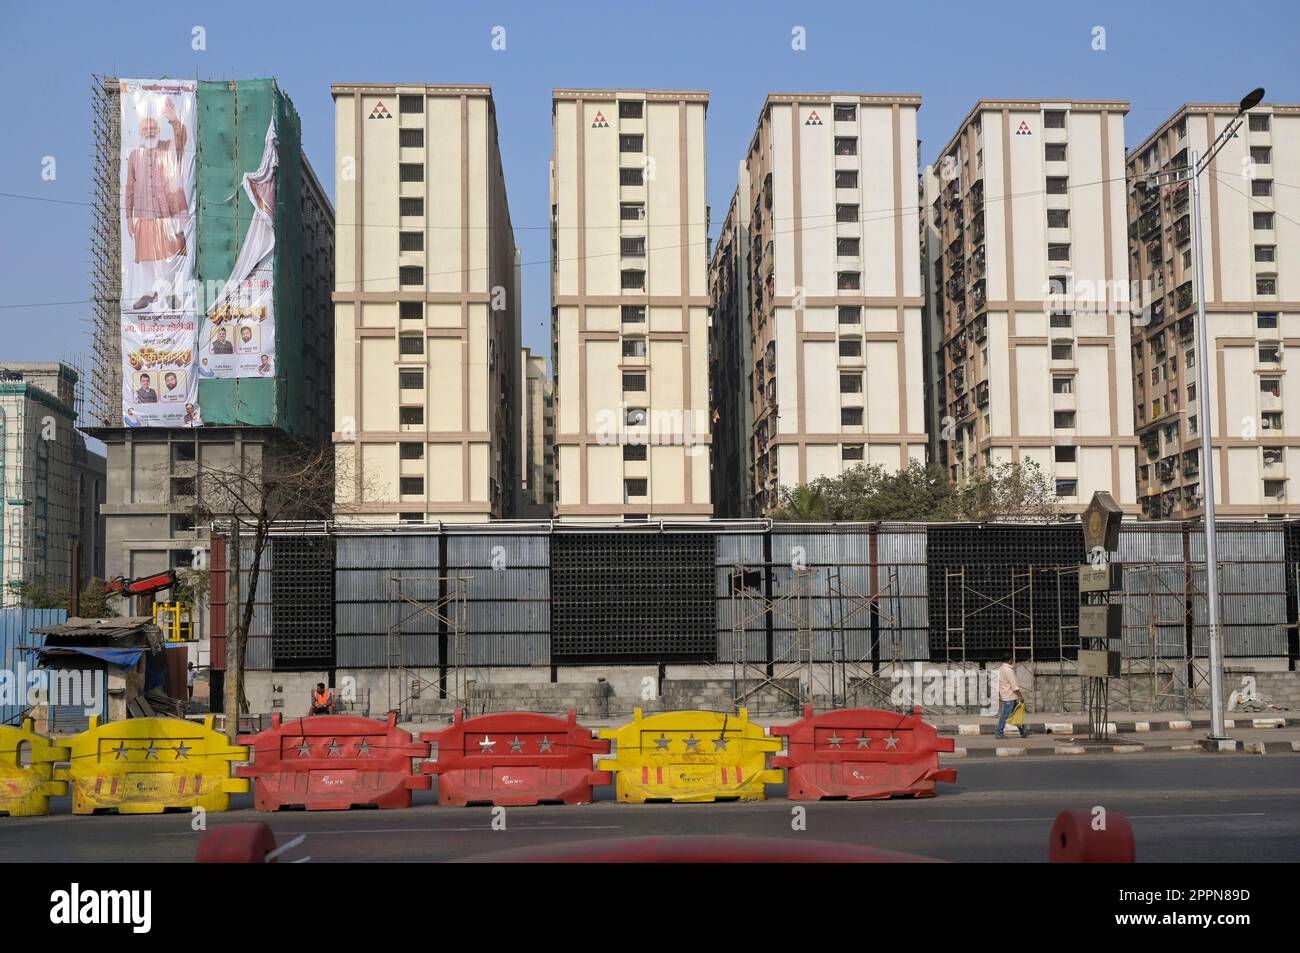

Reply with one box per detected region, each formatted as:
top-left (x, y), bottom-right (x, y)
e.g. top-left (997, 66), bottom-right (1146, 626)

top-left (0, 608), bottom-right (66, 725)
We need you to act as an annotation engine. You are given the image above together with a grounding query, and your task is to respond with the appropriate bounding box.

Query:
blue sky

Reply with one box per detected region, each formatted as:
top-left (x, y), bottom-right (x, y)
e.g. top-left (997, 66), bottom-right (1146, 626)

top-left (2, 0), bottom-right (1297, 396)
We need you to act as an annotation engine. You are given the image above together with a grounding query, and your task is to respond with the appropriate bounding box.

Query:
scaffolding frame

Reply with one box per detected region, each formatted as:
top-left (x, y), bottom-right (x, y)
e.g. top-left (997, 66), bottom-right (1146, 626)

top-left (728, 564), bottom-right (814, 714)
top-left (89, 75), bottom-right (122, 427)
top-left (828, 565), bottom-right (907, 710)
top-left (386, 573), bottom-right (469, 718)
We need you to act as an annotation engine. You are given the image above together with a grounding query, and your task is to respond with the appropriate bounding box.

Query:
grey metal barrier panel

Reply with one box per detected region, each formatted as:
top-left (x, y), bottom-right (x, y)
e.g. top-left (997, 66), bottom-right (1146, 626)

top-left (336, 571), bottom-right (441, 604)
top-left (466, 632), bottom-right (550, 666)
top-left (0, 608), bottom-right (64, 725)
top-left (456, 568), bottom-right (550, 602)
top-left (336, 633), bottom-right (439, 667)
top-left (465, 601), bottom-right (551, 634)
top-left (447, 534), bottom-right (550, 569)
top-left (335, 534), bottom-right (440, 569)
top-left (244, 637), bottom-right (273, 671)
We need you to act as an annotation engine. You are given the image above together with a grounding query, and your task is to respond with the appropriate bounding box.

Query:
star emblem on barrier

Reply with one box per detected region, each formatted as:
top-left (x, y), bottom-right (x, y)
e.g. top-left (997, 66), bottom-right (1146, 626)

top-left (173, 741), bottom-right (191, 760)
top-left (112, 742), bottom-right (130, 760)
top-left (653, 734), bottom-right (671, 751)
top-left (855, 734), bottom-right (872, 748)
top-left (713, 735), bottom-right (729, 751)
top-left (144, 741), bottom-right (161, 760)
top-left (683, 734), bottom-right (700, 752)
top-left (295, 739), bottom-right (312, 757)
top-left (354, 739), bottom-right (373, 757)
top-left (508, 736), bottom-right (525, 753)
top-left (882, 735), bottom-right (900, 749)
top-left (537, 736), bottom-right (555, 753)
top-left (478, 735), bottom-right (497, 754)
top-left (324, 738), bottom-right (342, 757)
top-left (826, 734), bottom-right (844, 748)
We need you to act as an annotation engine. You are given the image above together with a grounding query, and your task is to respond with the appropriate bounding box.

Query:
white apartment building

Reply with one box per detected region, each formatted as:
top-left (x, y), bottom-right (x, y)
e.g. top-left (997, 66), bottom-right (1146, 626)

top-left (550, 89), bottom-right (711, 519)
top-left (926, 99), bottom-right (1138, 512)
top-left (332, 84), bottom-right (521, 522)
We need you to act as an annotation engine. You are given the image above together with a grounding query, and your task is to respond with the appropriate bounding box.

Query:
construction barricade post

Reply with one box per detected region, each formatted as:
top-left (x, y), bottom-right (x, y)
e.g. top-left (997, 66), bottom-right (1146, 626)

top-left (771, 705), bottom-right (957, 801)
top-left (238, 711), bottom-right (431, 811)
top-left (0, 718), bottom-right (69, 817)
top-left (598, 707), bottom-right (782, 803)
top-left (421, 708), bottom-right (609, 806)
top-left (56, 714), bottom-right (248, 814)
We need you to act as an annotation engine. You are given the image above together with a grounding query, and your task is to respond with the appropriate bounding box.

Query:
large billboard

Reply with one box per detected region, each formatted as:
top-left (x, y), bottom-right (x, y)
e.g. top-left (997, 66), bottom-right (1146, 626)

top-left (118, 78), bottom-right (200, 428)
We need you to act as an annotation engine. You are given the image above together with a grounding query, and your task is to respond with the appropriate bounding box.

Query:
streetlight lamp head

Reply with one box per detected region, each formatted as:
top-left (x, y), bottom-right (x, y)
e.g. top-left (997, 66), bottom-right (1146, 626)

top-left (1239, 88), bottom-right (1265, 113)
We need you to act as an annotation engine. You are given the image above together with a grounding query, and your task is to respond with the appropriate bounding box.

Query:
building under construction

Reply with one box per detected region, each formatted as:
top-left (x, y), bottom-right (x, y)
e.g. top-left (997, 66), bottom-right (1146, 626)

top-left (85, 76), bottom-right (334, 658)
top-left (207, 518), bottom-right (1299, 720)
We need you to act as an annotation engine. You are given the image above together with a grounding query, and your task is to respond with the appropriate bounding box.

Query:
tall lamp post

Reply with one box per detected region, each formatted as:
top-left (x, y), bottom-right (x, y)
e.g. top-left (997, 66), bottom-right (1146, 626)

top-left (1132, 88), bottom-right (1265, 741)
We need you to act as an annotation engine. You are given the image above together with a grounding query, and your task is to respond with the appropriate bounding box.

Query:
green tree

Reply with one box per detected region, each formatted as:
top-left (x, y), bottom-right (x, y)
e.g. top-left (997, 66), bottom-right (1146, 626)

top-left (11, 575), bottom-right (118, 617)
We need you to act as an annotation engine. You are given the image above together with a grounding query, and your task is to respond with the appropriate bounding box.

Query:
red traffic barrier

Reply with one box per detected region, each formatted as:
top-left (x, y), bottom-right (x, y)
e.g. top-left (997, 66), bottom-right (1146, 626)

top-left (238, 711), bottom-right (431, 811)
top-left (470, 835), bottom-right (943, 864)
top-left (195, 823), bottom-right (280, 863)
top-left (771, 705), bottom-right (957, 801)
top-left (1049, 809), bottom-right (1135, 863)
top-left (421, 708), bottom-right (610, 806)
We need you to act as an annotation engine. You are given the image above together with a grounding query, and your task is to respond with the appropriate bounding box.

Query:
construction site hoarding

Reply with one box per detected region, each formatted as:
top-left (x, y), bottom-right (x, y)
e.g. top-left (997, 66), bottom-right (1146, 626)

top-left (117, 78), bottom-right (200, 428)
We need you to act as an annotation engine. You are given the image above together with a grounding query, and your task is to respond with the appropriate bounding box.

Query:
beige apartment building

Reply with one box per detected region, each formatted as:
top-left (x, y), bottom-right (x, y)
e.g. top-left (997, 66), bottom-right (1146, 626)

top-left (519, 347), bottom-right (555, 516)
top-left (550, 88), bottom-right (711, 519)
top-left (711, 94), bottom-right (927, 514)
top-left (332, 84), bottom-right (520, 522)
top-left (925, 99), bottom-right (1138, 511)
top-left (1127, 103), bottom-right (1300, 519)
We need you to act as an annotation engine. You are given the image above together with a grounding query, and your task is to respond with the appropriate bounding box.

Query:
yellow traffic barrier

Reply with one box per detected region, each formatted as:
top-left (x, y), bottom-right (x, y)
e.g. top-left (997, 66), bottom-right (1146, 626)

top-left (598, 707), bottom-right (783, 803)
top-left (0, 719), bottom-right (69, 817)
top-left (56, 715), bottom-right (248, 815)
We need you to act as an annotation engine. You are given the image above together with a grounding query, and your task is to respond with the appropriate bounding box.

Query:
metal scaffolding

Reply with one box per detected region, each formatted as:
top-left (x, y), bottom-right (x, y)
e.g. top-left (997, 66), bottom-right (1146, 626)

top-left (89, 75), bottom-right (122, 426)
top-left (385, 573), bottom-right (469, 718)
top-left (727, 563), bottom-right (813, 714)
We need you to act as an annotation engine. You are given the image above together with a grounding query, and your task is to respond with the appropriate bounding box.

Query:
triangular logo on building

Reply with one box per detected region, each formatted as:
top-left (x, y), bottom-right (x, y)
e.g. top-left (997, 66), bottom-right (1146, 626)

top-left (806, 110), bottom-right (823, 126)
top-left (1016, 120), bottom-right (1032, 135)
top-left (592, 111), bottom-right (609, 128)
top-left (369, 102), bottom-right (393, 119)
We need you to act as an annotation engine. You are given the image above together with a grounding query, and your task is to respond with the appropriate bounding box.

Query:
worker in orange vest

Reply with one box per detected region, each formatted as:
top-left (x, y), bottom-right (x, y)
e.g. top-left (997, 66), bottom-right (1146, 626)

top-left (310, 683), bottom-right (335, 716)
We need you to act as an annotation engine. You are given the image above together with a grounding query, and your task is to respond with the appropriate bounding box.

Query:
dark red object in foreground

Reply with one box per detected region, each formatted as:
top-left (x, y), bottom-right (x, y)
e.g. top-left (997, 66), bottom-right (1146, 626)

top-left (1049, 809), bottom-right (1136, 863)
top-left (195, 822), bottom-right (279, 863)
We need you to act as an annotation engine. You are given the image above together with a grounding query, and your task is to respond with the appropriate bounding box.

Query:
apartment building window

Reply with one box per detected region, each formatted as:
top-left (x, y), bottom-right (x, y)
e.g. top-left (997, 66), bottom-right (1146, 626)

top-left (399, 369), bottom-right (424, 390)
top-left (620, 236), bottom-right (646, 257)
top-left (841, 408), bottom-right (864, 426)
top-left (1046, 177), bottom-right (1068, 195)
top-left (1255, 245), bottom-right (1277, 263)
top-left (842, 444), bottom-right (865, 461)
top-left (1250, 146), bottom-right (1272, 164)
top-left (624, 478), bottom-right (648, 500)
top-left (1055, 479), bottom-right (1078, 497)
top-left (1186, 347), bottom-right (1196, 368)
top-left (400, 407), bottom-right (424, 426)
top-left (836, 237), bottom-right (860, 257)
top-left (1048, 274), bottom-right (1071, 297)
top-left (625, 407), bottom-right (648, 426)
top-left (623, 372), bottom-right (647, 392)
top-left (619, 134), bottom-right (644, 153)
top-left (838, 306), bottom-right (862, 325)
top-left (399, 163), bottom-right (424, 182)
top-left (621, 305), bottom-right (646, 324)
top-left (400, 231), bottom-right (424, 252)
top-left (1054, 445), bottom-right (1077, 463)
top-left (840, 372), bottom-right (862, 393)
top-left (400, 302), bottom-right (423, 322)
top-left (400, 197), bottom-right (424, 216)
top-left (1044, 110), bottom-right (1066, 129)
top-left (835, 203), bottom-right (859, 223)
top-left (1262, 412), bottom-right (1283, 431)
top-left (1187, 382), bottom-right (1196, 402)
top-left (1048, 243), bottom-right (1071, 261)
top-left (620, 202), bottom-right (646, 220)
top-left (399, 95), bottom-right (424, 114)
top-left (621, 269), bottom-right (646, 290)
top-left (171, 476), bottom-right (196, 500)
top-left (399, 334), bottom-right (424, 355)
top-left (1044, 143), bottom-right (1068, 162)
top-left (837, 271), bottom-right (861, 290)
top-left (1052, 376), bottom-right (1073, 394)
top-left (1264, 479), bottom-right (1287, 499)
top-left (400, 477), bottom-right (424, 495)
top-left (1259, 344), bottom-right (1282, 363)
top-left (838, 337), bottom-right (862, 358)
top-left (622, 337), bottom-right (647, 358)
top-left (1258, 276), bottom-right (1278, 295)
top-left (1047, 209), bottom-right (1070, 229)
top-left (1257, 311), bottom-right (1279, 329)
top-left (1254, 212), bottom-right (1275, 230)
top-left (1249, 114), bottom-right (1271, 132)
top-left (1054, 410), bottom-right (1076, 428)
top-left (399, 512), bottom-right (423, 524)
top-left (835, 170), bottom-right (859, 189)
top-left (618, 100), bottom-right (643, 119)
top-left (399, 266), bottom-right (424, 285)
top-left (833, 104), bottom-right (857, 122)
top-left (1252, 179), bottom-right (1273, 197)
top-left (1152, 366), bottom-right (1162, 385)
top-left (619, 167), bottom-right (644, 186)
top-left (400, 128), bottom-right (424, 148)
top-left (1261, 378), bottom-right (1282, 398)
top-left (623, 443), bottom-right (647, 461)
top-left (834, 137), bottom-right (857, 156)
top-left (1188, 415), bottom-right (1198, 435)
top-left (1050, 311), bottom-right (1072, 329)
top-left (1051, 341), bottom-right (1073, 361)
top-left (400, 442), bottom-right (424, 460)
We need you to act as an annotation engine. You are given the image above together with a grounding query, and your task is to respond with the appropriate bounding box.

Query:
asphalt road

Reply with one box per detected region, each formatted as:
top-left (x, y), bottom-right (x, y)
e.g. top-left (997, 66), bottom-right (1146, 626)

top-left (2, 752), bottom-right (1297, 862)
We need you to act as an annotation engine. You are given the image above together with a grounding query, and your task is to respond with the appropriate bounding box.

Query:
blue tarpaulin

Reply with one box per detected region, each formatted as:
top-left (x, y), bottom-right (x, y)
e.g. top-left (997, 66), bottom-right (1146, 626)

top-left (34, 647), bottom-right (147, 668)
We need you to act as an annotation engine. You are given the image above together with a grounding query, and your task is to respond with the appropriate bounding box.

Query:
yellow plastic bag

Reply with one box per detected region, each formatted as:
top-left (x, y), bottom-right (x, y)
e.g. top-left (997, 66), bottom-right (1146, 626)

top-left (1006, 702), bottom-right (1027, 727)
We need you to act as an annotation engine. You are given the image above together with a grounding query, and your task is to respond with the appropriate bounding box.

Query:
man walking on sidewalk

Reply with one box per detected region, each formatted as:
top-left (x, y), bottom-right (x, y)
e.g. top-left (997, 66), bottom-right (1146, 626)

top-left (994, 654), bottom-right (1029, 739)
